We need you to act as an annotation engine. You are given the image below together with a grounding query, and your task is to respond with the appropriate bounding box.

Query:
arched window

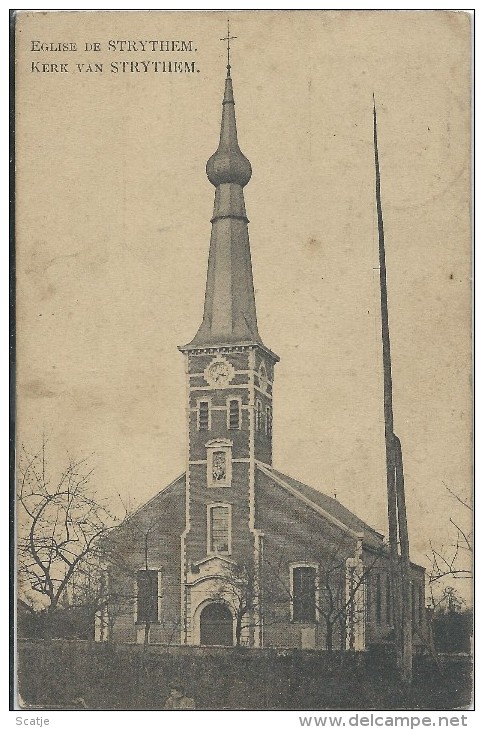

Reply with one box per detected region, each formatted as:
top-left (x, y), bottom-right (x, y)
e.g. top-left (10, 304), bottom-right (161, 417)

top-left (258, 361), bottom-right (268, 393)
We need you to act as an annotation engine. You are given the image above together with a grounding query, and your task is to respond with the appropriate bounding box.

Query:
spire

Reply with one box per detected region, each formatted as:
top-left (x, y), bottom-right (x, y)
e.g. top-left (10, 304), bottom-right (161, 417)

top-left (182, 44), bottom-right (276, 357)
top-left (205, 73), bottom-right (252, 189)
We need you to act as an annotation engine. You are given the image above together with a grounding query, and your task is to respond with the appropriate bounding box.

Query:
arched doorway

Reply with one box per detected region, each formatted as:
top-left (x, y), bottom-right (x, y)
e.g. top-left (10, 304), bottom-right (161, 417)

top-left (199, 602), bottom-right (233, 646)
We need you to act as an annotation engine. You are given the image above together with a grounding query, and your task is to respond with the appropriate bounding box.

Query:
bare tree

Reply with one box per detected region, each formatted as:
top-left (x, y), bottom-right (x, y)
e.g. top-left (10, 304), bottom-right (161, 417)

top-left (318, 557), bottom-right (362, 652)
top-left (17, 439), bottom-right (114, 633)
top-left (427, 482), bottom-right (472, 586)
top-left (433, 586), bottom-right (466, 614)
top-left (208, 561), bottom-right (261, 646)
top-left (310, 548), bottom-right (382, 652)
top-left (209, 538), bottom-right (384, 652)
top-left (96, 504), bottom-right (181, 646)
top-left (265, 536), bottom-right (385, 652)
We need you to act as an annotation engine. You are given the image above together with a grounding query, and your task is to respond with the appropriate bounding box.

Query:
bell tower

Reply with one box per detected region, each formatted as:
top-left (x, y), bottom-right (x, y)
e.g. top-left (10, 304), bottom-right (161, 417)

top-left (178, 46), bottom-right (278, 645)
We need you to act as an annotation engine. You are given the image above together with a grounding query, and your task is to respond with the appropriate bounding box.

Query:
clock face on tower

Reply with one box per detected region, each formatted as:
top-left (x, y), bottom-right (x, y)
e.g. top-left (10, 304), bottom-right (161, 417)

top-left (204, 358), bottom-right (235, 388)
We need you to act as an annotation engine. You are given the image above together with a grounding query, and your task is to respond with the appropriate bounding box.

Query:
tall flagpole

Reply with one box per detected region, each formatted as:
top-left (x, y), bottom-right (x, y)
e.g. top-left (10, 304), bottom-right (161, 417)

top-left (373, 97), bottom-right (412, 682)
top-left (394, 434), bottom-right (413, 682)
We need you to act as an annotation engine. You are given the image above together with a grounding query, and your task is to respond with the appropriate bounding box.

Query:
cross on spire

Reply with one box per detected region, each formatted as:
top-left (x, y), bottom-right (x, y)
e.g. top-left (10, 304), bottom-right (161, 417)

top-left (220, 18), bottom-right (237, 77)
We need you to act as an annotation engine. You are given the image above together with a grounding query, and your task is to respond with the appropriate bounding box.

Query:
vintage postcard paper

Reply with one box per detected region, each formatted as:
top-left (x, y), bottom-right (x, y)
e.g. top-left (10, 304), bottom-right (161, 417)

top-left (14, 10), bottom-right (472, 710)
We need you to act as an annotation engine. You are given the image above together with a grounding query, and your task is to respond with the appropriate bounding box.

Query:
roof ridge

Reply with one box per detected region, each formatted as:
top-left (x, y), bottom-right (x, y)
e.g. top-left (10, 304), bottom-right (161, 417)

top-left (257, 464), bottom-right (362, 540)
top-left (263, 465), bottom-right (384, 541)
top-left (116, 472), bottom-right (185, 525)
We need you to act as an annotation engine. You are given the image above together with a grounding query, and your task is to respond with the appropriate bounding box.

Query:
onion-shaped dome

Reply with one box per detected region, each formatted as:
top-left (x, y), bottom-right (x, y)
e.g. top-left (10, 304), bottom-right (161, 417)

top-left (206, 75), bottom-right (252, 188)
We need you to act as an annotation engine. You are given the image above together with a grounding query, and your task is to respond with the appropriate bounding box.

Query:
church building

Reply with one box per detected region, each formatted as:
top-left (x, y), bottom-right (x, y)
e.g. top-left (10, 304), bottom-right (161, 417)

top-left (97, 59), bottom-right (426, 652)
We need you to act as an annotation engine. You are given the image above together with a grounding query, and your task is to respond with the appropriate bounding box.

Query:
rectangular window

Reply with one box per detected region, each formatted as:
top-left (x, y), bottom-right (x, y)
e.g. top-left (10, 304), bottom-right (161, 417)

top-left (198, 400), bottom-right (210, 430)
top-left (292, 566), bottom-right (317, 623)
top-left (228, 399), bottom-right (241, 429)
top-left (375, 573), bottom-right (382, 625)
top-left (386, 574), bottom-right (392, 625)
top-left (265, 406), bottom-right (272, 436)
top-left (136, 570), bottom-right (158, 623)
top-left (209, 505), bottom-right (230, 554)
top-left (256, 400), bottom-right (262, 432)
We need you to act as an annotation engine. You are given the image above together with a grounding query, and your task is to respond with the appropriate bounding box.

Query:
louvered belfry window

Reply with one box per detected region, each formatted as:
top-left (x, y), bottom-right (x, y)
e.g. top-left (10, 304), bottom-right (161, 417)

top-left (228, 399), bottom-right (240, 429)
top-left (199, 400), bottom-right (210, 430)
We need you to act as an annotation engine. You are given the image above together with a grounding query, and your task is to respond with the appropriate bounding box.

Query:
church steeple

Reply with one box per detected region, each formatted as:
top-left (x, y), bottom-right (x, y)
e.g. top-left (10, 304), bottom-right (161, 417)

top-left (182, 61), bottom-right (273, 353)
top-left (179, 44), bottom-right (278, 645)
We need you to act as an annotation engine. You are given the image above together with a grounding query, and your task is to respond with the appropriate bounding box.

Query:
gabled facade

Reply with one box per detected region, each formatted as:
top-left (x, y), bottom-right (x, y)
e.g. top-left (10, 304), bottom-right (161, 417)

top-left (97, 62), bottom-right (426, 651)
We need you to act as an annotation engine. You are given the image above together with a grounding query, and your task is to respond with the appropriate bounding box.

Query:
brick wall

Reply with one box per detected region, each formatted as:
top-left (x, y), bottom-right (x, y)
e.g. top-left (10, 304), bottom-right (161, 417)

top-left (106, 476), bottom-right (185, 644)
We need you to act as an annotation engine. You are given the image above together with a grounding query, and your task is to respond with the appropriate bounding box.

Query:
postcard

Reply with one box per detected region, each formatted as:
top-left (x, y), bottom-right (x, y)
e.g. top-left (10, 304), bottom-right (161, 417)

top-left (14, 9), bottom-right (472, 711)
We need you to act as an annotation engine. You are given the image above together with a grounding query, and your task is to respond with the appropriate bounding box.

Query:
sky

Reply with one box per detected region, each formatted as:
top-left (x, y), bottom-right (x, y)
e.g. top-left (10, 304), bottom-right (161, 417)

top-left (16, 10), bottom-right (472, 599)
